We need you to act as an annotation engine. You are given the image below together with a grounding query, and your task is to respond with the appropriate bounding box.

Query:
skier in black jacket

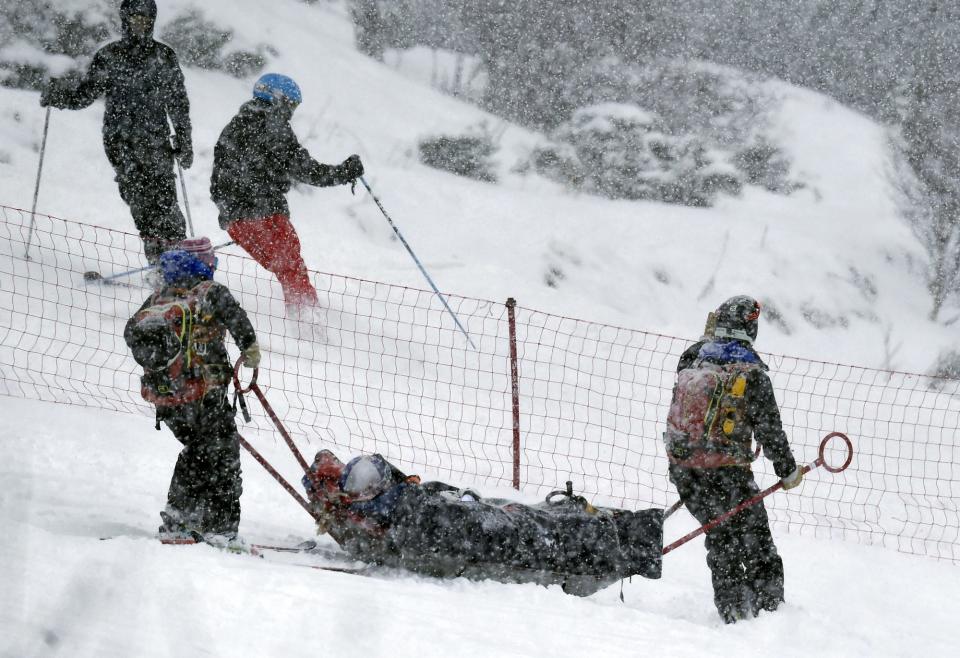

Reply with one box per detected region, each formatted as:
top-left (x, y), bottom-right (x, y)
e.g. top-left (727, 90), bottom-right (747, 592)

top-left (211, 73), bottom-right (363, 320)
top-left (40, 0), bottom-right (191, 265)
top-left (665, 295), bottom-right (802, 623)
top-left (124, 237), bottom-right (260, 543)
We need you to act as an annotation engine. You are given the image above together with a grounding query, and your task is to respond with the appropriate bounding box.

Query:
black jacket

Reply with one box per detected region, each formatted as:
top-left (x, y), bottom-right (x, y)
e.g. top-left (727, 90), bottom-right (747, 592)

top-left (43, 10), bottom-right (191, 156)
top-left (211, 99), bottom-right (351, 227)
top-left (675, 339), bottom-right (797, 478)
top-left (125, 278), bottom-right (257, 377)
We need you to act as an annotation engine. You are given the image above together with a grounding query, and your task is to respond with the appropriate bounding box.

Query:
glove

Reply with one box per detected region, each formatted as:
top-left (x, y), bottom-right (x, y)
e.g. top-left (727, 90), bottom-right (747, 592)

top-left (336, 154), bottom-right (363, 183)
top-left (171, 133), bottom-right (193, 169)
top-left (781, 465), bottom-right (804, 490)
top-left (242, 342), bottom-right (261, 369)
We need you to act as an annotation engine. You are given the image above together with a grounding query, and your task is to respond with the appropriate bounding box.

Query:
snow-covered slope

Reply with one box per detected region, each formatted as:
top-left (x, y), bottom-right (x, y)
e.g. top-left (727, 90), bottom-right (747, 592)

top-left (0, 0), bottom-right (945, 372)
top-left (2, 2), bottom-right (959, 656)
top-left (2, 399), bottom-right (959, 658)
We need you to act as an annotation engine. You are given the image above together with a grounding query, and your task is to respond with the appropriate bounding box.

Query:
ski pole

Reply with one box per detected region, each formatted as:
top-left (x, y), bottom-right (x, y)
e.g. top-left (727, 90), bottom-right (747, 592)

top-left (176, 159), bottom-right (194, 238)
top-left (358, 176), bottom-right (477, 350)
top-left (24, 107), bottom-right (51, 260)
top-left (168, 122), bottom-right (194, 238)
top-left (662, 432), bottom-right (853, 555)
top-left (233, 358), bottom-right (310, 474)
top-left (83, 240), bottom-right (235, 284)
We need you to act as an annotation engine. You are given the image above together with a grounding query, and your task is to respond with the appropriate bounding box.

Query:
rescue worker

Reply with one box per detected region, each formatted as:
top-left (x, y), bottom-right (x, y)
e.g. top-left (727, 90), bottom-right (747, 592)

top-left (40, 0), bottom-right (192, 265)
top-left (124, 237), bottom-right (260, 543)
top-left (664, 295), bottom-right (803, 623)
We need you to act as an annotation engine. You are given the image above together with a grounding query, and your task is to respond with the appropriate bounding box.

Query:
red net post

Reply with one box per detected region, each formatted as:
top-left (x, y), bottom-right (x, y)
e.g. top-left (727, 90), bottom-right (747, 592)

top-left (507, 297), bottom-right (521, 490)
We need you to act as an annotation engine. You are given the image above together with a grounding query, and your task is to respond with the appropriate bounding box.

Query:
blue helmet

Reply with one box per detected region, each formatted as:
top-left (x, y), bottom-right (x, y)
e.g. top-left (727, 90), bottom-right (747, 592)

top-left (253, 73), bottom-right (302, 105)
top-left (159, 249), bottom-right (214, 285)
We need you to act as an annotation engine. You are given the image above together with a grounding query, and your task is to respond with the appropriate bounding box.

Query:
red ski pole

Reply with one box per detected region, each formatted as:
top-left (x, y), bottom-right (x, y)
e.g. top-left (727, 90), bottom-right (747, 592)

top-left (662, 432), bottom-right (853, 556)
top-left (233, 359), bottom-right (311, 474)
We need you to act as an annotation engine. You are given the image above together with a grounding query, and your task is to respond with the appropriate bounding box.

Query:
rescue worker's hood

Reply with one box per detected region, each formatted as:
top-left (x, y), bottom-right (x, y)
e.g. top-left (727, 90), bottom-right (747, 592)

top-left (120, 0), bottom-right (158, 43)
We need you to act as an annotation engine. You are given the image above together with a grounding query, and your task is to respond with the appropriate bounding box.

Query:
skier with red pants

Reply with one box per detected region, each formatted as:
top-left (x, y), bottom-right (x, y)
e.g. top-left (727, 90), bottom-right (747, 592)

top-left (665, 295), bottom-right (803, 623)
top-left (210, 73), bottom-right (363, 318)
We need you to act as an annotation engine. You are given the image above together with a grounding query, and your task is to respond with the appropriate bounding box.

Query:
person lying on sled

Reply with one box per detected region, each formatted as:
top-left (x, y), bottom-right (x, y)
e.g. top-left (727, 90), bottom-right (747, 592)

top-left (301, 450), bottom-right (664, 595)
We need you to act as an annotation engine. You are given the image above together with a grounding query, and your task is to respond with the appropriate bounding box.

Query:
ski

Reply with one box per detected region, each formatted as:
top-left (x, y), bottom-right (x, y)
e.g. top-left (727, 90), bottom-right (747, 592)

top-left (249, 539), bottom-right (321, 553)
top-left (249, 539), bottom-right (378, 576)
top-left (83, 270), bottom-right (148, 289)
top-left (251, 540), bottom-right (368, 567)
top-left (289, 562), bottom-right (371, 576)
top-left (160, 536), bottom-right (200, 545)
top-left (100, 532), bottom-right (260, 555)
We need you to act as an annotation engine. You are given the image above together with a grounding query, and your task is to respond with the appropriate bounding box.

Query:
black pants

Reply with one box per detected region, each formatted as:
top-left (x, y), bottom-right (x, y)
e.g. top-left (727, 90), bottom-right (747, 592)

top-left (104, 137), bottom-right (186, 264)
top-left (669, 465), bottom-right (784, 621)
top-left (157, 391), bottom-right (242, 535)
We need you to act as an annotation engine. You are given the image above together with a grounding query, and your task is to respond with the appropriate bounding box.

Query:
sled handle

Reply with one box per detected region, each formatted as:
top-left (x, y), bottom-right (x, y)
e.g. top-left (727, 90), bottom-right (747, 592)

top-left (816, 432), bottom-right (853, 473)
top-left (232, 357), bottom-right (259, 394)
top-left (662, 431), bottom-right (853, 556)
top-left (231, 357), bottom-right (310, 474)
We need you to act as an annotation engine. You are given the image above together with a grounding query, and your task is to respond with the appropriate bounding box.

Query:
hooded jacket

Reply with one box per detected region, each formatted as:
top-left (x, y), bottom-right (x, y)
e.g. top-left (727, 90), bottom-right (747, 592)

top-left (210, 99), bottom-right (351, 227)
top-left (44, 0), bottom-right (191, 156)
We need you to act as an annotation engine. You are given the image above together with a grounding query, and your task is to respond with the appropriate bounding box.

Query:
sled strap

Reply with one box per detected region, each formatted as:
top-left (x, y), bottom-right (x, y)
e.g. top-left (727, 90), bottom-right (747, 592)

top-left (233, 386), bottom-right (251, 423)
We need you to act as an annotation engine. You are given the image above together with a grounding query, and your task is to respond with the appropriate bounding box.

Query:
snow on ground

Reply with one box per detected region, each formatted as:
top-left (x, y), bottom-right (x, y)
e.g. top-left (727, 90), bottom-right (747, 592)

top-left (2, 1), bottom-right (959, 656)
top-left (2, 399), bottom-right (959, 658)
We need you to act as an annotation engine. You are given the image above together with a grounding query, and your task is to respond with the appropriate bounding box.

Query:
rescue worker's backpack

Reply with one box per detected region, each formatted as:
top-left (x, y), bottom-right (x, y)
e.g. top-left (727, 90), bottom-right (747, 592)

top-left (664, 359), bottom-right (757, 468)
top-left (127, 280), bottom-right (217, 406)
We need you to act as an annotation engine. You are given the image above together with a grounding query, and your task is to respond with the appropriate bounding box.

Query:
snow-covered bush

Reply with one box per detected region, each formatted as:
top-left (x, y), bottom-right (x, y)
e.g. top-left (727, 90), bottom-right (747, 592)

top-left (588, 59), bottom-right (801, 192)
top-left (418, 126), bottom-right (497, 182)
top-left (0, 0), bottom-right (110, 90)
top-left (733, 140), bottom-right (801, 194)
top-left (0, 2), bottom-right (268, 90)
top-left (531, 103), bottom-right (741, 206)
top-left (930, 350), bottom-right (960, 384)
top-left (159, 10), bottom-right (229, 70)
top-left (522, 60), bottom-right (801, 206)
top-left (159, 10), bottom-right (266, 79)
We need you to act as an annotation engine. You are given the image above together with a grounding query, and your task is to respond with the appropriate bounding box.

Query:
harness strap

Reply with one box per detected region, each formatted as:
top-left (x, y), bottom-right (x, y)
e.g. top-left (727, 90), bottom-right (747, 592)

top-left (700, 374), bottom-right (725, 443)
top-left (233, 386), bottom-right (252, 423)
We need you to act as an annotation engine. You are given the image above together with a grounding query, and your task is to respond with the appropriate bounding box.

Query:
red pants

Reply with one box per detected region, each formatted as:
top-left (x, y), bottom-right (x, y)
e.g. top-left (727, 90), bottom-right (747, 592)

top-left (227, 214), bottom-right (318, 309)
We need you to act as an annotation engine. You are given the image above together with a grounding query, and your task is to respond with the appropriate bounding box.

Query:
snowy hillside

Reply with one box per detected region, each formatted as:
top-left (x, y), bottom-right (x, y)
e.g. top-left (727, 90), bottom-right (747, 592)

top-left (0, 0), bottom-right (947, 372)
top-left (2, 2), bottom-right (960, 657)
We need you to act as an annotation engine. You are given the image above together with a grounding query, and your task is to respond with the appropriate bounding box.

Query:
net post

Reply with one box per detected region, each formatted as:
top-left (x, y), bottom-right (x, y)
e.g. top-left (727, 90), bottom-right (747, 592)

top-left (506, 297), bottom-right (521, 490)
